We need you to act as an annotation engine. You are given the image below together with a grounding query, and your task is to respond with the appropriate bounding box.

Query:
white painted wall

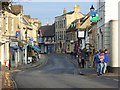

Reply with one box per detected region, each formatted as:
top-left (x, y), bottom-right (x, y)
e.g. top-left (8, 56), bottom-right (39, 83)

top-left (105, 0), bottom-right (119, 23)
top-left (0, 45), bottom-right (4, 65)
top-left (97, 0), bottom-right (120, 68)
top-left (110, 20), bottom-right (118, 67)
top-left (6, 42), bottom-right (9, 61)
top-left (118, 2), bottom-right (120, 67)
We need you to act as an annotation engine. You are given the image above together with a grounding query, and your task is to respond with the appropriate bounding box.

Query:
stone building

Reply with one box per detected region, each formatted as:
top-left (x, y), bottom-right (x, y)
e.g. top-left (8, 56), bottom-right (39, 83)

top-left (38, 24), bottom-right (55, 54)
top-left (0, 4), bottom-right (24, 67)
top-left (55, 5), bottom-right (84, 53)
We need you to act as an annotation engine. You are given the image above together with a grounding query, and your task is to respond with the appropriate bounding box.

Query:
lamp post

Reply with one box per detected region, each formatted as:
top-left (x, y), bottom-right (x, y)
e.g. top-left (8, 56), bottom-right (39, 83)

top-left (77, 29), bottom-right (85, 67)
top-left (90, 5), bottom-right (99, 22)
top-left (59, 36), bottom-right (62, 53)
top-left (90, 5), bottom-right (95, 12)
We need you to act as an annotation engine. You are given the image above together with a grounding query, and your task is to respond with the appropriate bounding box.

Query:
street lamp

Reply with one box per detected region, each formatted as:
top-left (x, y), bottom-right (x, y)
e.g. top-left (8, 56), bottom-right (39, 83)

top-left (90, 5), bottom-right (99, 22)
top-left (90, 5), bottom-right (95, 12)
top-left (59, 36), bottom-right (62, 53)
top-left (77, 29), bottom-right (85, 67)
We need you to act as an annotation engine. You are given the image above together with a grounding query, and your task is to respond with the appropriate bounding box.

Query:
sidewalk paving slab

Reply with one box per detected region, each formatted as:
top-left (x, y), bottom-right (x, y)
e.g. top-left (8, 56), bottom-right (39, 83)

top-left (17, 54), bottom-right (47, 70)
top-left (1, 54), bottom-right (47, 89)
top-left (67, 54), bottom-right (119, 77)
top-left (78, 68), bottom-right (119, 77)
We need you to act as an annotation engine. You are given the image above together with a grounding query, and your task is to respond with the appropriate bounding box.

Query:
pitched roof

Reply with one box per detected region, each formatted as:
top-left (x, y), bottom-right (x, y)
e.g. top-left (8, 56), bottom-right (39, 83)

top-left (67, 12), bottom-right (91, 32)
top-left (67, 17), bottom-right (84, 32)
top-left (23, 15), bottom-right (31, 25)
top-left (62, 11), bottom-right (74, 16)
top-left (38, 24), bottom-right (55, 37)
top-left (11, 5), bottom-right (23, 15)
top-left (55, 10), bottom-right (85, 18)
top-left (22, 17), bottom-right (30, 25)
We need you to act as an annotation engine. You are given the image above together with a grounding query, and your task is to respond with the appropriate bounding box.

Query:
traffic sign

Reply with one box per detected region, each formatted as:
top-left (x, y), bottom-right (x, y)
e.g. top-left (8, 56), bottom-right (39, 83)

top-left (16, 30), bottom-right (20, 37)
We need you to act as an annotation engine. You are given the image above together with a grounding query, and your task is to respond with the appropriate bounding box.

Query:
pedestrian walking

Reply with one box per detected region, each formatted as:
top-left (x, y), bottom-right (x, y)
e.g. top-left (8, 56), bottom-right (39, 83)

top-left (70, 52), bottom-right (74, 59)
top-left (103, 49), bottom-right (109, 74)
top-left (77, 47), bottom-right (82, 67)
top-left (74, 51), bottom-right (77, 59)
top-left (93, 51), bottom-right (100, 75)
top-left (81, 50), bottom-right (86, 68)
top-left (98, 50), bottom-right (105, 76)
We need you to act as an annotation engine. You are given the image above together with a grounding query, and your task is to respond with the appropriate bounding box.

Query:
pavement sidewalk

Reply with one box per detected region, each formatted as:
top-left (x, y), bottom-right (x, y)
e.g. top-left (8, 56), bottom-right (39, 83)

top-left (67, 54), bottom-right (119, 77)
top-left (1, 66), bottom-right (15, 89)
top-left (1, 54), bottom-right (47, 89)
top-left (78, 68), bottom-right (119, 77)
top-left (17, 54), bottom-right (47, 70)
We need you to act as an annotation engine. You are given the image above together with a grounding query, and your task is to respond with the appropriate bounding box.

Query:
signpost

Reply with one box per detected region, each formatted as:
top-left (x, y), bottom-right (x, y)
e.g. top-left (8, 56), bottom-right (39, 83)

top-left (77, 30), bottom-right (85, 67)
top-left (90, 5), bottom-right (99, 22)
top-left (16, 30), bottom-right (20, 38)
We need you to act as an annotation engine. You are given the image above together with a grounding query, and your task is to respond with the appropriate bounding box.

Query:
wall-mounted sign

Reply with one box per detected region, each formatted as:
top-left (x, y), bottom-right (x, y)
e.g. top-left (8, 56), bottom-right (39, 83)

top-left (29, 38), bottom-right (33, 41)
top-left (77, 30), bottom-right (85, 38)
top-left (16, 30), bottom-right (20, 37)
top-left (90, 11), bottom-right (99, 22)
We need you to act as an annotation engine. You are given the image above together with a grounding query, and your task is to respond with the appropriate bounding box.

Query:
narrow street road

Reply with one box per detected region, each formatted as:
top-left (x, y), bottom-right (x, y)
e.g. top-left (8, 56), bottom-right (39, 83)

top-left (12, 54), bottom-right (119, 88)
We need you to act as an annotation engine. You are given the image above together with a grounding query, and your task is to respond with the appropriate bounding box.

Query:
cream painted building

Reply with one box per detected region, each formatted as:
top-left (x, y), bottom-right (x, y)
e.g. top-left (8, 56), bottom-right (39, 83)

top-left (30, 18), bottom-right (41, 43)
top-left (55, 5), bottom-right (84, 53)
top-left (22, 15), bottom-right (33, 43)
top-left (21, 15), bottom-right (41, 64)
top-left (97, 0), bottom-right (120, 72)
top-left (0, 9), bottom-right (22, 66)
top-left (0, 3), bottom-right (41, 66)
top-left (22, 15), bottom-right (41, 45)
top-left (0, 4), bottom-right (24, 67)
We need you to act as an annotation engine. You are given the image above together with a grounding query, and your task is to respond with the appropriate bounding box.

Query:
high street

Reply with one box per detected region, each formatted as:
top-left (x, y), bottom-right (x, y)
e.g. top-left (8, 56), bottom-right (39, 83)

top-left (12, 54), bottom-right (119, 88)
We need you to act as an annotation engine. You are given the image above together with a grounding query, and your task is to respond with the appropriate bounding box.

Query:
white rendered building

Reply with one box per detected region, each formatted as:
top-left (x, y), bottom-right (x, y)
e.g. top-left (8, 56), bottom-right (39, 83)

top-left (97, 0), bottom-right (120, 72)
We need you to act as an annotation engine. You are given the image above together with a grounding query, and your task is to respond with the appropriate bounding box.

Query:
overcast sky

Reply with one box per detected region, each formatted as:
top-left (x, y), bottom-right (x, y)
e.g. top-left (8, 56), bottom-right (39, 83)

top-left (15, 2), bottom-right (97, 25)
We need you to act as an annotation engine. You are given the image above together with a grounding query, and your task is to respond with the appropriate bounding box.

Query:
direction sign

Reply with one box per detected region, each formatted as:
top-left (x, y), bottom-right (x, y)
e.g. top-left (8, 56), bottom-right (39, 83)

top-left (16, 30), bottom-right (20, 37)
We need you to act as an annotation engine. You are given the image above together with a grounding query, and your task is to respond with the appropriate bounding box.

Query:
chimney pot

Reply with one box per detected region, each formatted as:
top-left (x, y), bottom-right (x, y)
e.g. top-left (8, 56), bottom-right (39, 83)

top-left (74, 5), bottom-right (80, 13)
top-left (63, 8), bottom-right (67, 14)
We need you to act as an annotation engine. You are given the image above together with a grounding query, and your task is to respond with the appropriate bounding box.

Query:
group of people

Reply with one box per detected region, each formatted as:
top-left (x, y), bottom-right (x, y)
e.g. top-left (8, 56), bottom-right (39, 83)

top-left (94, 49), bottom-right (109, 76)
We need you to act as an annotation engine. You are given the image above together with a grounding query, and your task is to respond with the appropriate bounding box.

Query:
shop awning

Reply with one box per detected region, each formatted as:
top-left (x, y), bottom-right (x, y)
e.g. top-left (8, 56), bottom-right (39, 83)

top-left (11, 46), bottom-right (20, 49)
top-left (29, 45), bottom-right (41, 52)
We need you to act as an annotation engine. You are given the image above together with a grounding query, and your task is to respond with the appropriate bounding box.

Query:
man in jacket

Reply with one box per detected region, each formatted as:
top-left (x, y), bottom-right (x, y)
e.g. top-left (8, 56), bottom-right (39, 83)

top-left (99, 50), bottom-right (105, 75)
top-left (94, 51), bottom-right (100, 75)
top-left (103, 49), bottom-right (109, 74)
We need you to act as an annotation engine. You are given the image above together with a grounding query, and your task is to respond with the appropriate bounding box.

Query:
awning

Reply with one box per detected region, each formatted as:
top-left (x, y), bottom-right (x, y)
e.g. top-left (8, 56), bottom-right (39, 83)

top-left (11, 46), bottom-right (20, 49)
top-left (29, 45), bottom-right (41, 52)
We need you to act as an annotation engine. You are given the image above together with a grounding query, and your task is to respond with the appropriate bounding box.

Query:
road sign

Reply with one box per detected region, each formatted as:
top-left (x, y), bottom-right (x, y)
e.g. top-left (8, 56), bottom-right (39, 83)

top-left (90, 11), bottom-right (99, 22)
top-left (16, 30), bottom-right (20, 37)
top-left (29, 38), bottom-right (33, 41)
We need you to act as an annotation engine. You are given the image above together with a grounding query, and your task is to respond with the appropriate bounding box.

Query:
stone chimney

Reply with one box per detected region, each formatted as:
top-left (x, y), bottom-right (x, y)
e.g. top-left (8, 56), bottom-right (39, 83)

top-left (24, 15), bottom-right (31, 20)
top-left (63, 8), bottom-right (67, 14)
top-left (74, 5), bottom-right (80, 13)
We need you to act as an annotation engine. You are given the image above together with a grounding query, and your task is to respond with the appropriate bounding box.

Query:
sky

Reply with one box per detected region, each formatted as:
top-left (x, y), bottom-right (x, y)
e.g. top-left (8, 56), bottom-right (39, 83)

top-left (14, 2), bottom-right (97, 25)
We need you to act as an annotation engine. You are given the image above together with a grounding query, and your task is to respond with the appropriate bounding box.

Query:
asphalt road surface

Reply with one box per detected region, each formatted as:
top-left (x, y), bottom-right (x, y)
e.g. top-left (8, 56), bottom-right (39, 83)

top-left (12, 54), bottom-right (119, 88)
